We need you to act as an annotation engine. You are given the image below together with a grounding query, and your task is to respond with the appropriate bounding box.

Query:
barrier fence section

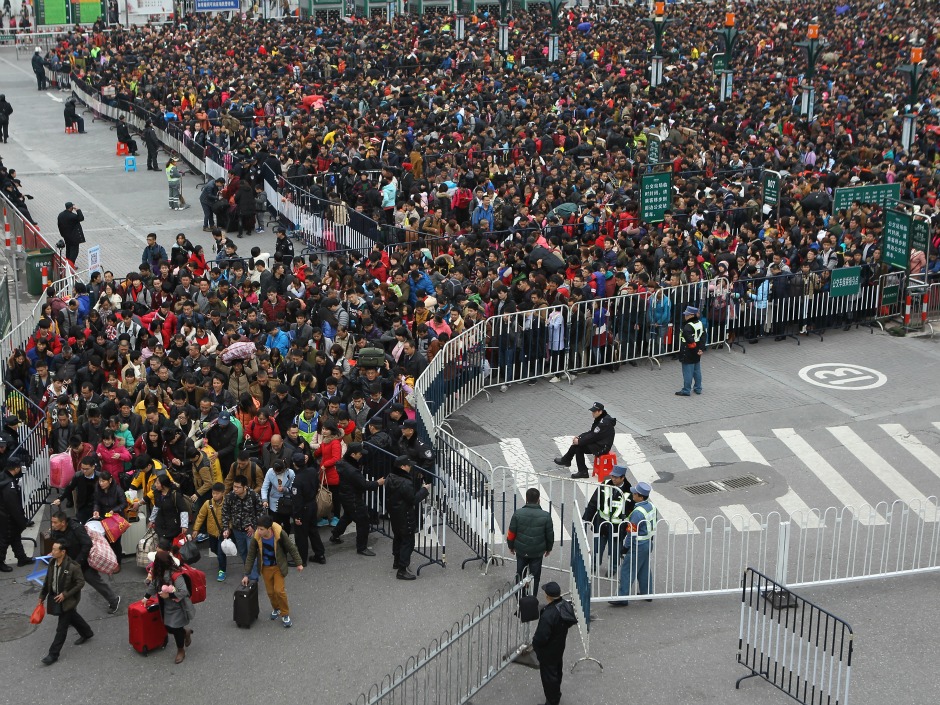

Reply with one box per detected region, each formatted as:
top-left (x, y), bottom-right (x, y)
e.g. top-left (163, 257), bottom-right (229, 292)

top-left (349, 576), bottom-right (534, 705)
top-left (0, 189), bottom-right (74, 279)
top-left (364, 441), bottom-right (447, 574)
top-left (737, 568), bottom-right (853, 705)
top-left (569, 503), bottom-right (602, 670)
top-left (435, 428), bottom-right (495, 569)
top-left (12, 414), bottom-right (52, 521)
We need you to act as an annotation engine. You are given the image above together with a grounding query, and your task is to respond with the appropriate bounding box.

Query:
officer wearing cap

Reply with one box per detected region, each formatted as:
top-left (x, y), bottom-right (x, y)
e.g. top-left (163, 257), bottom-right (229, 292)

top-left (531, 581), bottom-right (577, 705)
top-left (396, 419), bottom-right (434, 480)
top-left (676, 306), bottom-right (704, 397)
top-left (329, 442), bottom-right (385, 556)
top-left (384, 455), bottom-right (430, 580)
top-left (553, 402), bottom-right (617, 479)
top-left (612, 481), bottom-right (657, 606)
top-left (582, 465), bottom-right (634, 575)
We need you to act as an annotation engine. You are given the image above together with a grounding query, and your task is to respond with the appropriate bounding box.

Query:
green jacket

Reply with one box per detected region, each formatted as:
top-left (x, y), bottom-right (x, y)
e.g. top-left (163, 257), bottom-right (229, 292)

top-left (507, 503), bottom-right (554, 558)
top-left (244, 522), bottom-right (302, 578)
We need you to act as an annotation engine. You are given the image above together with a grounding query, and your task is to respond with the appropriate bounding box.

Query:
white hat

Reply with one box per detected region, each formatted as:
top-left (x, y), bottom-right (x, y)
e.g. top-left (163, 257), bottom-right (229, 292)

top-left (146, 551), bottom-right (181, 566)
top-left (35, 47), bottom-right (41, 52)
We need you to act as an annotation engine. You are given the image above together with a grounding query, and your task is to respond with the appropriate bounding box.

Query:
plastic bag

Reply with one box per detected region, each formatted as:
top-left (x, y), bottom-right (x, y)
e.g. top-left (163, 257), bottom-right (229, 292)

top-left (85, 520), bottom-right (105, 535)
top-left (220, 538), bottom-right (238, 557)
top-left (30, 602), bottom-right (45, 625)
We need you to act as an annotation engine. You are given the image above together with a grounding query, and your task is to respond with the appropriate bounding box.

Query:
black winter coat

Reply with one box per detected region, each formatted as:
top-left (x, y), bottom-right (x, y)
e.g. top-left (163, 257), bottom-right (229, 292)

top-left (0, 471), bottom-right (27, 532)
top-left (51, 517), bottom-right (93, 566)
top-left (290, 465), bottom-right (320, 519)
top-left (334, 459), bottom-right (379, 509)
top-left (57, 208), bottom-right (86, 246)
top-left (575, 411), bottom-right (616, 454)
top-left (532, 599), bottom-right (577, 663)
top-left (384, 468), bottom-right (428, 532)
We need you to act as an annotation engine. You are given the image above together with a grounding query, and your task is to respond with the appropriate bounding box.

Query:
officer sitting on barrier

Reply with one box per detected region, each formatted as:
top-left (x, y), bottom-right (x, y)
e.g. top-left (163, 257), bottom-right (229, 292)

top-left (553, 402), bottom-right (617, 479)
top-left (581, 465), bottom-right (634, 576)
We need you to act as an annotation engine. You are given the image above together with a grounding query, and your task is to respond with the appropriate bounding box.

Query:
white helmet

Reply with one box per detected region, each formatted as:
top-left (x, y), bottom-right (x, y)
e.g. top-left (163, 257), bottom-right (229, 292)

top-left (35, 47), bottom-right (41, 52)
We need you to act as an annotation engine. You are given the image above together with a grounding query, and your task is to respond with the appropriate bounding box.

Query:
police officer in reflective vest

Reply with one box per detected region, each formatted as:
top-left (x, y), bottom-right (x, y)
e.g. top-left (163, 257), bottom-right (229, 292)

top-left (675, 306), bottom-right (704, 396)
top-left (612, 481), bottom-right (656, 606)
top-left (581, 465), bottom-right (633, 575)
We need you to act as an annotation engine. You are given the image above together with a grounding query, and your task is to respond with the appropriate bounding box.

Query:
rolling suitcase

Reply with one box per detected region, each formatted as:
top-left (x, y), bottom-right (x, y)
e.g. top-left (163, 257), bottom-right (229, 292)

top-left (233, 582), bottom-right (259, 628)
top-left (128, 599), bottom-right (168, 655)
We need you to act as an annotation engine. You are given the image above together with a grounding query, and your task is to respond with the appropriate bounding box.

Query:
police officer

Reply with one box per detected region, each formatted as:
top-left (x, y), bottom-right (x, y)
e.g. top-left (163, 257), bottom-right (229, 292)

top-left (165, 157), bottom-right (188, 211)
top-left (675, 306), bottom-right (704, 396)
top-left (396, 420), bottom-right (434, 480)
top-left (0, 463), bottom-right (31, 571)
top-left (581, 465), bottom-right (633, 576)
top-left (384, 455), bottom-right (429, 581)
top-left (553, 402), bottom-right (617, 479)
top-left (329, 443), bottom-right (385, 556)
top-left (611, 481), bottom-right (656, 606)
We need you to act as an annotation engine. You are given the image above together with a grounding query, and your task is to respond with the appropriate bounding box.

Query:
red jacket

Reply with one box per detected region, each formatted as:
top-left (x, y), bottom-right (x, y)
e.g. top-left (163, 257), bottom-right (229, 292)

top-left (315, 438), bottom-right (342, 485)
top-left (246, 418), bottom-right (276, 446)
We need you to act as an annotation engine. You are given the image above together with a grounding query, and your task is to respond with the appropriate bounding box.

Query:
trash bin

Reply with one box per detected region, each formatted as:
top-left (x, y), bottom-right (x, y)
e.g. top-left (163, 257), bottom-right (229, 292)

top-left (25, 248), bottom-right (55, 296)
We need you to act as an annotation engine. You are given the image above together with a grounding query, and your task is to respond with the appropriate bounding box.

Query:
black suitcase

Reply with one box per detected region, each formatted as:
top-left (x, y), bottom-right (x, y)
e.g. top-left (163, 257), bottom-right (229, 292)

top-left (357, 347), bottom-right (386, 369)
top-left (234, 583), bottom-right (259, 628)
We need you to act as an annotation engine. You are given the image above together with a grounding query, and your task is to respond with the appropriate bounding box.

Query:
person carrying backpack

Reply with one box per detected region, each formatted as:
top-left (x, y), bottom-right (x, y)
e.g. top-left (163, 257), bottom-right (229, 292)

top-left (148, 472), bottom-right (190, 542)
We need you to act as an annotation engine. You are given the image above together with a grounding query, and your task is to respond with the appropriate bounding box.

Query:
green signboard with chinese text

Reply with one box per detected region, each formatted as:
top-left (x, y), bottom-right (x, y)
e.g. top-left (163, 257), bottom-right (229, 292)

top-left (883, 209), bottom-right (912, 270)
top-left (829, 266), bottom-right (861, 297)
top-left (833, 183), bottom-right (901, 212)
top-left (640, 171), bottom-right (673, 224)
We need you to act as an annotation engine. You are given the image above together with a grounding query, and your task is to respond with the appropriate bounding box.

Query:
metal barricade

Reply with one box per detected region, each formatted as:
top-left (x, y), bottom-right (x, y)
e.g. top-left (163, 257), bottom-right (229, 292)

top-left (569, 503), bottom-right (602, 670)
top-left (737, 568), bottom-right (853, 704)
top-left (435, 429), bottom-right (495, 569)
top-left (348, 577), bottom-right (534, 705)
top-left (363, 442), bottom-right (446, 574)
top-left (13, 415), bottom-right (52, 521)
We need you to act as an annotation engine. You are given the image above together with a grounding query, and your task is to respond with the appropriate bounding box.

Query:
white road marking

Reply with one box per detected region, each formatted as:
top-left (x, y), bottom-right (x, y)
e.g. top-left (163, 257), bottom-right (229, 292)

top-left (719, 504), bottom-right (761, 531)
top-left (827, 426), bottom-right (937, 521)
top-left (773, 428), bottom-right (885, 525)
top-left (500, 438), bottom-right (570, 542)
top-left (611, 433), bottom-right (699, 534)
top-left (882, 424), bottom-right (940, 482)
top-left (720, 430), bottom-right (820, 528)
top-left (45, 91), bottom-right (63, 103)
top-left (664, 432), bottom-right (710, 468)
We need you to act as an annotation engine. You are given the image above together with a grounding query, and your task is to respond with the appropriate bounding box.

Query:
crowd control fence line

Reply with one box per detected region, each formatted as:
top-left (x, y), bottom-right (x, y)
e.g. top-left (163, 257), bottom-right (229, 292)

top-left (348, 576), bottom-right (534, 705)
top-left (737, 568), bottom-right (853, 705)
top-left (569, 501), bottom-right (602, 671)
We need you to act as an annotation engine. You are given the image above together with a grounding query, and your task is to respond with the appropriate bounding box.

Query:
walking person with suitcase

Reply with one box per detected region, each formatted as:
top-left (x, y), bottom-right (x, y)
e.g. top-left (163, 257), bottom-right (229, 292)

top-left (37, 541), bottom-right (94, 665)
top-left (144, 546), bottom-right (194, 663)
top-left (241, 515), bottom-right (303, 628)
top-left (49, 510), bottom-right (122, 614)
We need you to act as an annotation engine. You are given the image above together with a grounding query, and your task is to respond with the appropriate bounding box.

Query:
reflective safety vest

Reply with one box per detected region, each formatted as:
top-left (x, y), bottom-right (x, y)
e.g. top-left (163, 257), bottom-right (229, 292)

top-left (628, 501), bottom-right (657, 542)
top-left (294, 412), bottom-right (319, 444)
top-left (680, 319), bottom-right (704, 344)
top-left (598, 484), bottom-right (629, 524)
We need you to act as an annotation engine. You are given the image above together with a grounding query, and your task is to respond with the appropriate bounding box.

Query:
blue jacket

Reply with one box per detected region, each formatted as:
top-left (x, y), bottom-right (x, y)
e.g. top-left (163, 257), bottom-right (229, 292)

top-left (265, 330), bottom-right (290, 356)
top-left (648, 294), bottom-right (672, 327)
top-left (407, 272), bottom-right (435, 306)
top-left (261, 468), bottom-right (295, 513)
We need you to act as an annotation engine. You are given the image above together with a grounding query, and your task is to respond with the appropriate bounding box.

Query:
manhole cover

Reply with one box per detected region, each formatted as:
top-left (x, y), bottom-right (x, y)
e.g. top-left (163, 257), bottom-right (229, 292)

top-left (0, 612), bottom-right (39, 642)
top-left (683, 482), bottom-right (723, 496)
top-left (682, 474), bottom-right (765, 495)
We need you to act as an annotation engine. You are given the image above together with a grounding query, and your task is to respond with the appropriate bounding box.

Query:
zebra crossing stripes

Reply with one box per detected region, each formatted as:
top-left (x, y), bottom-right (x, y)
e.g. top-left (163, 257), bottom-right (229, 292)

top-left (773, 428), bottom-right (887, 526)
top-left (719, 504), bottom-right (762, 531)
top-left (664, 432), bottom-right (710, 469)
top-left (610, 433), bottom-right (699, 533)
top-left (500, 438), bottom-right (572, 542)
top-left (882, 424), bottom-right (940, 482)
top-left (719, 430), bottom-right (821, 529)
top-left (827, 426), bottom-right (939, 521)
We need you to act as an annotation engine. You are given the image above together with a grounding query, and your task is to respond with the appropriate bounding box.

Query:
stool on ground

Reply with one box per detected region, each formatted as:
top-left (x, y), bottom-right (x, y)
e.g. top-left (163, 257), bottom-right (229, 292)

top-left (124, 156), bottom-right (137, 172)
top-left (116, 142), bottom-right (130, 156)
top-left (65, 125), bottom-right (78, 134)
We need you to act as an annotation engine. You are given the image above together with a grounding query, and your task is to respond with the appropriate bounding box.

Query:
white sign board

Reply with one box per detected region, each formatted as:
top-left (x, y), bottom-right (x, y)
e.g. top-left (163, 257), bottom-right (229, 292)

top-left (88, 245), bottom-right (102, 274)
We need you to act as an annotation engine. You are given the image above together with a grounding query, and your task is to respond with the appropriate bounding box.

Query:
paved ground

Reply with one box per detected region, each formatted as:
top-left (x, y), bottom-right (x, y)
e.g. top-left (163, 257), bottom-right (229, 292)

top-left (457, 329), bottom-right (940, 528)
top-left (0, 45), bottom-right (280, 290)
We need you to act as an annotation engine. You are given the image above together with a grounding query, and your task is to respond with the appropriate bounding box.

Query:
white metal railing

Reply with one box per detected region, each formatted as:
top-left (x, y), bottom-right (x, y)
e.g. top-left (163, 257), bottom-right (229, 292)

top-left (348, 576), bottom-right (534, 705)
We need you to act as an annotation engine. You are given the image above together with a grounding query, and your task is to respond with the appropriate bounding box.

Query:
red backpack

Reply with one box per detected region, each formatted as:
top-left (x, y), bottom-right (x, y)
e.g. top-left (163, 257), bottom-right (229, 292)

top-left (173, 564), bottom-right (206, 604)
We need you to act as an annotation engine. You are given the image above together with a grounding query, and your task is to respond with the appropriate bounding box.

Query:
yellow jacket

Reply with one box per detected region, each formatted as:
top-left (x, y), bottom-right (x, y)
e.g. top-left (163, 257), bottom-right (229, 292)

top-left (130, 460), bottom-right (173, 504)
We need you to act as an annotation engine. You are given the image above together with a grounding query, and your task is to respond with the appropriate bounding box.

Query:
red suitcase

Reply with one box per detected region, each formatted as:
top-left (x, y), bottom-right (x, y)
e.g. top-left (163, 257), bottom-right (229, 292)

top-left (128, 598), bottom-right (168, 656)
top-left (49, 452), bottom-right (74, 489)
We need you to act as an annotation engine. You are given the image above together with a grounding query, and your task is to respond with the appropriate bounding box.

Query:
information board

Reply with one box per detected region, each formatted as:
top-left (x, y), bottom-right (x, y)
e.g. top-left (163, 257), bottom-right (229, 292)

top-left (883, 209), bottom-right (912, 270)
top-left (762, 170), bottom-right (781, 208)
top-left (829, 267), bottom-right (861, 297)
top-left (640, 171), bottom-right (673, 224)
top-left (833, 183), bottom-right (901, 212)
top-left (36, 0), bottom-right (68, 25)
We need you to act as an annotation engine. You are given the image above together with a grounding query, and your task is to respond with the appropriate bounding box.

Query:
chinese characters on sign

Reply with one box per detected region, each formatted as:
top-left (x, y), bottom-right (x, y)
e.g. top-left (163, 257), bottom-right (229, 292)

top-left (762, 170), bottom-right (780, 208)
top-left (882, 209), bottom-right (912, 271)
top-left (829, 267), bottom-right (861, 297)
top-left (833, 183), bottom-right (901, 212)
top-left (640, 172), bottom-right (673, 224)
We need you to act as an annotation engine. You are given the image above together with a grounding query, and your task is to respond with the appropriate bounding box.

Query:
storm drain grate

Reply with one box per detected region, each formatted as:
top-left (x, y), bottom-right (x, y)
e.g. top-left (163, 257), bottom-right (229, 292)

top-left (682, 474), bottom-right (765, 495)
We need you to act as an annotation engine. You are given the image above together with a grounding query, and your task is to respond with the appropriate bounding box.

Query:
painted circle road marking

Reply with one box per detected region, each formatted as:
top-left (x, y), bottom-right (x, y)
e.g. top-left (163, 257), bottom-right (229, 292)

top-left (798, 363), bottom-right (887, 391)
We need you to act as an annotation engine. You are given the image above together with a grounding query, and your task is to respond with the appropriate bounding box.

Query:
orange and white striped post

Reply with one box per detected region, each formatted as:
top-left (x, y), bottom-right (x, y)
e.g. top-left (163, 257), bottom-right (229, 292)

top-left (3, 205), bottom-right (9, 249)
top-left (903, 295), bottom-right (912, 326)
top-left (41, 265), bottom-right (48, 290)
top-left (15, 231), bottom-right (22, 254)
top-left (922, 292), bottom-right (929, 326)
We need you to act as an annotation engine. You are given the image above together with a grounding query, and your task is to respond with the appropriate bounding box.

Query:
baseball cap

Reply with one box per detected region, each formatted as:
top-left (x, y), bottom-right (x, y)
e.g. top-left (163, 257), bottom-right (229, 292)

top-left (589, 402), bottom-right (605, 412)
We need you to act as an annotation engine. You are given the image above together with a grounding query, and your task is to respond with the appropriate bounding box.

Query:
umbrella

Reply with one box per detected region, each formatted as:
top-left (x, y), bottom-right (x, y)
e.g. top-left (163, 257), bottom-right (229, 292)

top-left (549, 202), bottom-right (580, 219)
